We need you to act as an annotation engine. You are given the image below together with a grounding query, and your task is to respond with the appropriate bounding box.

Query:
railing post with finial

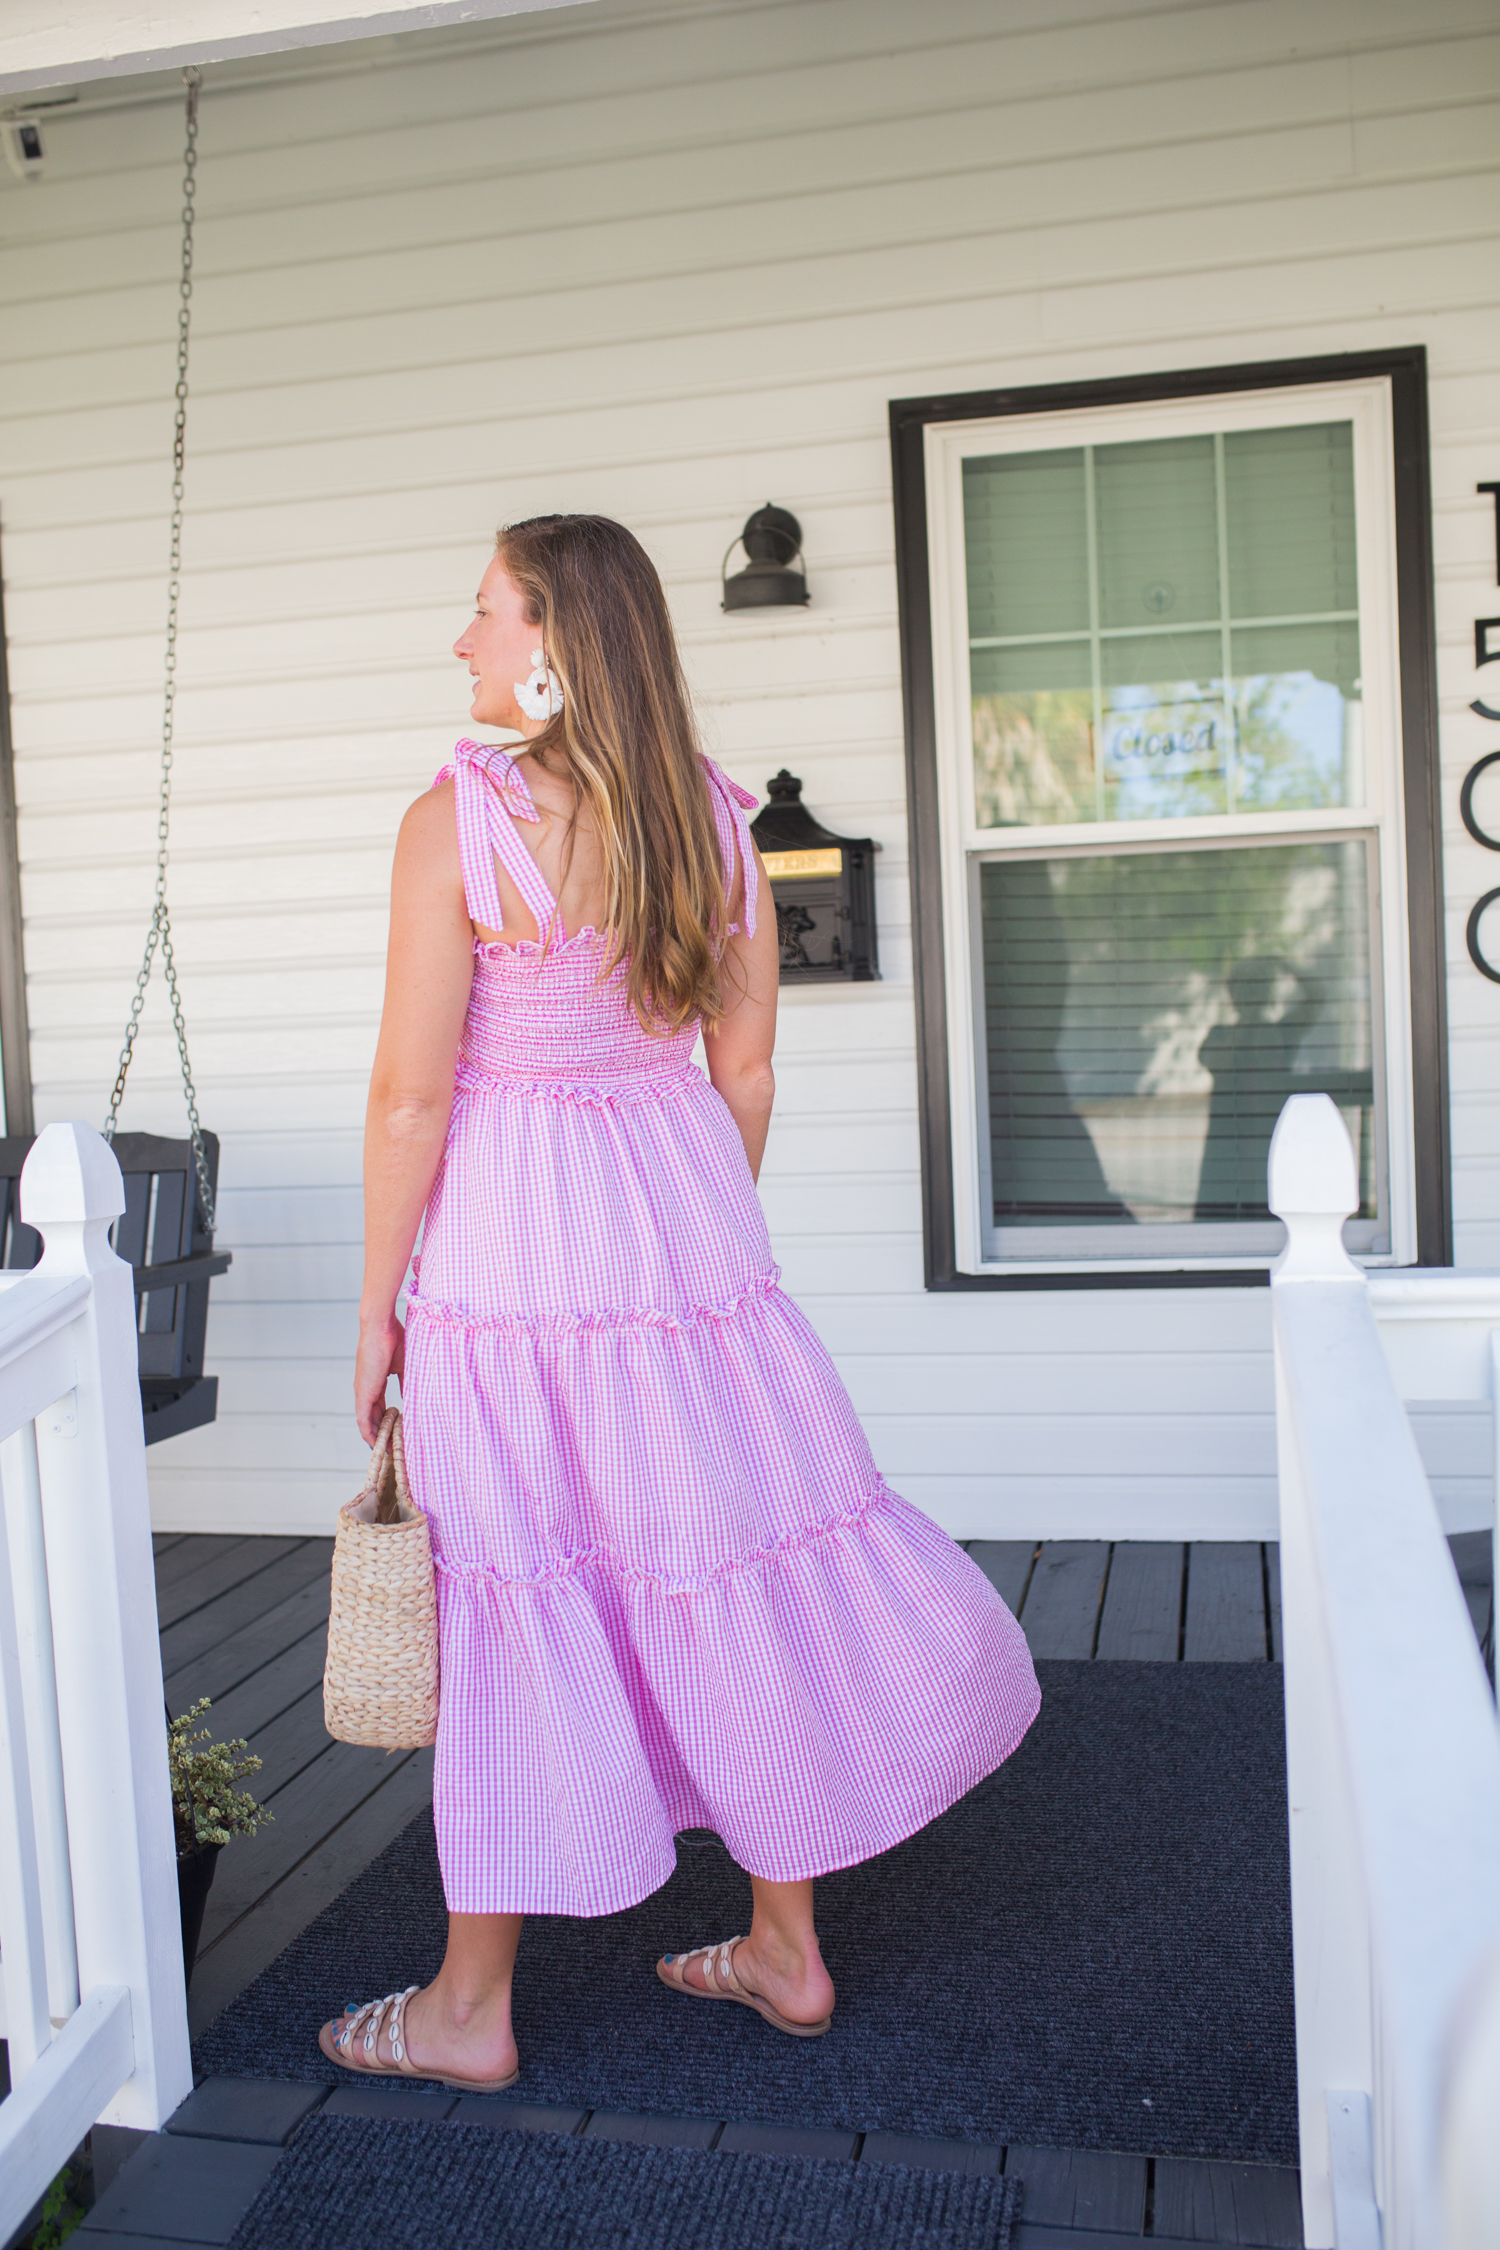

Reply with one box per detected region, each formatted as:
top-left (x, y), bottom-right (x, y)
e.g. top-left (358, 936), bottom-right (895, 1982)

top-left (19, 1122), bottom-right (191, 2130)
top-left (1267, 1095), bottom-right (1372, 2249)
top-left (1268, 1093), bottom-right (1500, 2250)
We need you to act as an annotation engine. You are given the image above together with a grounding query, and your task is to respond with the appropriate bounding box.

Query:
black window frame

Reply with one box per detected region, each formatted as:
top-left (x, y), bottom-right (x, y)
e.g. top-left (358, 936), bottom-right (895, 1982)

top-left (890, 346), bottom-right (1448, 1292)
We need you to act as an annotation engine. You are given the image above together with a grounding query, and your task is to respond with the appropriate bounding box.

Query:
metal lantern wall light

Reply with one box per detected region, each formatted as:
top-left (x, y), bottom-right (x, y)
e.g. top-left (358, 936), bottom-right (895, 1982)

top-left (750, 772), bottom-right (879, 984)
top-left (720, 504), bottom-right (878, 981)
top-left (722, 504), bottom-right (810, 610)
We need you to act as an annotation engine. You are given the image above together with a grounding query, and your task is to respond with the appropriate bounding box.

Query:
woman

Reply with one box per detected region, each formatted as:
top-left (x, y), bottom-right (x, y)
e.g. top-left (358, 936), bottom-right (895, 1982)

top-left (321, 515), bottom-right (1039, 2090)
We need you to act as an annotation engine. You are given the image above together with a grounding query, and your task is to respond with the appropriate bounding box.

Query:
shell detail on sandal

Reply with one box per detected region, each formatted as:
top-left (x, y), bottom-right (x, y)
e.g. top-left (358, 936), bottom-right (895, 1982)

top-left (655, 1936), bottom-right (832, 2038)
top-left (317, 1984), bottom-right (521, 2091)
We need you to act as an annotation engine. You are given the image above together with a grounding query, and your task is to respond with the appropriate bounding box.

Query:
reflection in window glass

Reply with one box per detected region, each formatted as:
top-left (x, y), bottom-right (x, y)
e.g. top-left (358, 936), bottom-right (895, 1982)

top-left (978, 841), bottom-right (1378, 1241)
top-left (964, 424), bottom-right (1360, 828)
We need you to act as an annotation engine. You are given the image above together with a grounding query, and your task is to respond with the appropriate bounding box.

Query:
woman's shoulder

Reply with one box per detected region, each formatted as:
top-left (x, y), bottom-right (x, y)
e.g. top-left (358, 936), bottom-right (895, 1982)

top-left (399, 775), bottom-right (461, 867)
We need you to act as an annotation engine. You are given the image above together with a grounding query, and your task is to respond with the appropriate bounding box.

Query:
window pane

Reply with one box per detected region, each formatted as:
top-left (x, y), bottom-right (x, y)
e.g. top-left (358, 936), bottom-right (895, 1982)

top-left (963, 448), bottom-right (1088, 638)
top-left (978, 841), bottom-right (1378, 1247)
top-left (1223, 423), bottom-right (1357, 618)
top-left (1230, 622), bottom-right (1363, 813)
top-left (1099, 633), bottom-right (1227, 820)
top-left (972, 635), bottom-right (1093, 827)
top-left (972, 641), bottom-right (1093, 696)
top-left (1231, 618), bottom-right (1359, 699)
top-left (964, 420), bottom-right (1361, 828)
top-left (1095, 435), bottom-right (1219, 629)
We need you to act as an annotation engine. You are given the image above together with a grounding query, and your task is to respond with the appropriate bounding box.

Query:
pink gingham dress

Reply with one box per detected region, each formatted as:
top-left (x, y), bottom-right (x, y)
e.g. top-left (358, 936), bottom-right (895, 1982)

top-left (401, 739), bottom-right (1040, 1915)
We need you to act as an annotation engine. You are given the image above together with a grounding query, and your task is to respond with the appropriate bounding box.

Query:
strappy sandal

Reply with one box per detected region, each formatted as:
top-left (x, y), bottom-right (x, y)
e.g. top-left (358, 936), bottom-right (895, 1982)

top-left (317, 1984), bottom-right (521, 2091)
top-left (655, 1936), bottom-right (832, 2038)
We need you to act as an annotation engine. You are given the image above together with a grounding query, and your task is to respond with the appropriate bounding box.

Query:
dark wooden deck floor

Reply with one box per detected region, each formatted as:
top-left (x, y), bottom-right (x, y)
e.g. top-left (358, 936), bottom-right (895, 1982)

top-left (970, 1538), bottom-right (1283, 1660)
top-left (161, 1528), bottom-right (1493, 2039)
top-left (125, 1526), bottom-right (1489, 2249)
top-left (157, 1532), bottom-right (433, 2039)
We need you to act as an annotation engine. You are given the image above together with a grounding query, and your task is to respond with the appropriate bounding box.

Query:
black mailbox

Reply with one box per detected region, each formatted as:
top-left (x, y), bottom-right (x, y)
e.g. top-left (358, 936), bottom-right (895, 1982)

top-left (749, 770), bottom-right (879, 984)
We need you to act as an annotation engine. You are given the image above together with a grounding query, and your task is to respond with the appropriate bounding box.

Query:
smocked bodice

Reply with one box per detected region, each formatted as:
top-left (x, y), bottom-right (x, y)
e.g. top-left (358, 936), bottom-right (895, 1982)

top-left (457, 933), bottom-right (700, 1093)
top-left (434, 737), bottom-right (757, 1095)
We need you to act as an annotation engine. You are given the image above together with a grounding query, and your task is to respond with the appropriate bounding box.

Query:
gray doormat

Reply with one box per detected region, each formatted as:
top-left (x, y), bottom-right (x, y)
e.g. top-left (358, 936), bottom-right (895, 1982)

top-left (228, 2114), bottom-right (1021, 2250)
top-left (197, 1661), bottom-right (1296, 2165)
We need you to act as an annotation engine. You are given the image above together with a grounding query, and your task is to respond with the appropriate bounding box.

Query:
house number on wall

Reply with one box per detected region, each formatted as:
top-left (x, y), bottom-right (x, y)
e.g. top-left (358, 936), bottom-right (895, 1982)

top-left (1462, 483), bottom-right (1500, 983)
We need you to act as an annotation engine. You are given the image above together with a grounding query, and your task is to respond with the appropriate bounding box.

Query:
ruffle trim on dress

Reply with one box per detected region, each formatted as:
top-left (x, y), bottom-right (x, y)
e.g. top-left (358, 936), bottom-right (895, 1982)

top-left (452, 1062), bottom-right (700, 1107)
top-left (473, 923), bottom-right (743, 964)
top-left (405, 1266), bottom-right (784, 1338)
top-left (473, 927), bottom-right (607, 962)
top-left (431, 1475), bottom-right (902, 1596)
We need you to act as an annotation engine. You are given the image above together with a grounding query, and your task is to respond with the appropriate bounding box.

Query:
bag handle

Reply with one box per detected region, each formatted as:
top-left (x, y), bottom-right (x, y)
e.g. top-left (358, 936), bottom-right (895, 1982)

top-left (362, 1406), bottom-right (412, 1526)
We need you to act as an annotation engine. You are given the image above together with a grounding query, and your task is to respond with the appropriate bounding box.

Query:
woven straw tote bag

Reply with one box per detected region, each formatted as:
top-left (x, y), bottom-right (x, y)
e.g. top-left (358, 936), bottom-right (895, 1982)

top-left (323, 1407), bottom-right (439, 1749)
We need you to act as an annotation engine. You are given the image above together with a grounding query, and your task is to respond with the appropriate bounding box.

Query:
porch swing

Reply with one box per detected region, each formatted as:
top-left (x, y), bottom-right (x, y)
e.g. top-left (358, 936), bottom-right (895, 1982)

top-left (0, 68), bottom-right (229, 1445)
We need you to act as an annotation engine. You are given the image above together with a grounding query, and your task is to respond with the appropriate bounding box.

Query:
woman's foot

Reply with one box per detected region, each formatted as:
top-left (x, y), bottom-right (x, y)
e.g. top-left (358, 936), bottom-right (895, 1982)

top-left (319, 1979), bottom-right (519, 2089)
top-left (679, 1932), bottom-right (834, 2025)
top-left (404, 1979), bottom-right (520, 2084)
top-left (658, 1932), bottom-right (834, 2034)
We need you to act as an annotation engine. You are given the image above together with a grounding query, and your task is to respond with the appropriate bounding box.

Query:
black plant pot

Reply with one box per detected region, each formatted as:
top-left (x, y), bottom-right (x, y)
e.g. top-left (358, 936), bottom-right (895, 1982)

top-left (177, 1843), bottom-right (222, 1986)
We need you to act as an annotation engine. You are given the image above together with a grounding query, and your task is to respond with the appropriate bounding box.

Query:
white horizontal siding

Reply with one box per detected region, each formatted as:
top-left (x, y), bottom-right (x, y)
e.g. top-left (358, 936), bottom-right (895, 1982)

top-left (1, 0), bottom-right (1497, 1535)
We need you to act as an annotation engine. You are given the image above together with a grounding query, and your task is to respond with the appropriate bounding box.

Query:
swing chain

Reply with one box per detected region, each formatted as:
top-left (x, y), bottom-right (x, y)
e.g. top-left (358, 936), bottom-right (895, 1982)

top-left (105, 66), bottom-right (216, 1234)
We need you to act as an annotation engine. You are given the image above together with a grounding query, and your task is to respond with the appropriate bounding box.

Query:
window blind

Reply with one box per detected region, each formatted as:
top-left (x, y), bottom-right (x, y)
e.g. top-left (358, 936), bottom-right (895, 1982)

top-left (978, 840), bottom-right (1378, 1236)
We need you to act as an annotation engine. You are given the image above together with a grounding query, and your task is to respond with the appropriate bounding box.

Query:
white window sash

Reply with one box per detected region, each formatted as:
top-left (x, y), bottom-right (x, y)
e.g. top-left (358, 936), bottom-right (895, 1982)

top-left (924, 375), bottom-right (1414, 1276)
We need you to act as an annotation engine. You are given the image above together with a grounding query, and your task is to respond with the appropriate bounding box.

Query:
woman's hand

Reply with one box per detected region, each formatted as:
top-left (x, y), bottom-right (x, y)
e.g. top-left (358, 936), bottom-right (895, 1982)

top-left (355, 1314), bottom-right (405, 1446)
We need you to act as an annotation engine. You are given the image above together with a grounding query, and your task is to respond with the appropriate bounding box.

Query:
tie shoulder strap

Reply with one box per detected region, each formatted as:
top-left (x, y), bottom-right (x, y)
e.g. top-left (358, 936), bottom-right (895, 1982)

top-left (432, 739), bottom-right (555, 937)
top-left (700, 757), bottom-right (759, 941)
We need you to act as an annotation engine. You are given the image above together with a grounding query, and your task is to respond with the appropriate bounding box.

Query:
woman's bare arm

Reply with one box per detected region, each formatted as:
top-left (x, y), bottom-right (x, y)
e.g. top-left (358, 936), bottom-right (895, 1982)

top-left (702, 850), bottom-right (779, 1180)
top-left (356, 781), bottom-right (475, 1441)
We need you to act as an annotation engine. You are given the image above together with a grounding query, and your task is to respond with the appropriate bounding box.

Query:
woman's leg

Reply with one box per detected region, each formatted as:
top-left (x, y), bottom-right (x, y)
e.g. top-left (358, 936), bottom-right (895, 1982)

top-left (674, 1875), bottom-right (835, 2025)
top-left (396, 1912), bottom-right (524, 2079)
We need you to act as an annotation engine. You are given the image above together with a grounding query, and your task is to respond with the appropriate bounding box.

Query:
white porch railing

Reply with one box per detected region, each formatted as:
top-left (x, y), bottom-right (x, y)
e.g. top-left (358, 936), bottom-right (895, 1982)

top-left (1269, 1094), bottom-right (1500, 2250)
top-left (0, 1123), bottom-right (192, 2243)
top-left (1368, 1267), bottom-right (1500, 1614)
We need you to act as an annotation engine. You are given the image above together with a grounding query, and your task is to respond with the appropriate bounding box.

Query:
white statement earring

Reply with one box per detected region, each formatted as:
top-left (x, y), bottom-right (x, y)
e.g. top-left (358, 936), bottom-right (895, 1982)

top-left (514, 647), bottom-right (563, 722)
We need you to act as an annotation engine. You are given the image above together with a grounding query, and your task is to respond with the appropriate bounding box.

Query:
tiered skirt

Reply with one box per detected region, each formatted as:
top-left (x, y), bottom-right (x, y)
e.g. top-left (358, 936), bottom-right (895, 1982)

top-left (402, 1063), bottom-right (1040, 1917)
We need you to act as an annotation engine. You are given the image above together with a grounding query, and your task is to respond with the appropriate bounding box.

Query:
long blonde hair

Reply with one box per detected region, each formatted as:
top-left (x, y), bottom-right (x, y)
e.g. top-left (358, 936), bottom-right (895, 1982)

top-left (495, 514), bottom-right (731, 1034)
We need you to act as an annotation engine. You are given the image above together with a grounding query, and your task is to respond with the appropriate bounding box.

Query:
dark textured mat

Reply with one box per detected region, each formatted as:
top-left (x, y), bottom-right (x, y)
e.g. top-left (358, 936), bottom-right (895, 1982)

top-left (197, 1660), bottom-right (1295, 2164)
top-left (229, 2116), bottom-right (1020, 2250)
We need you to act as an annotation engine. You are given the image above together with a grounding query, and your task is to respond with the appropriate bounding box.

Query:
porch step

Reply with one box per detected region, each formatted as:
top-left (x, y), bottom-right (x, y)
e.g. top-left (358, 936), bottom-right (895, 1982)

top-left (78, 2077), bottom-right (1304, 2248)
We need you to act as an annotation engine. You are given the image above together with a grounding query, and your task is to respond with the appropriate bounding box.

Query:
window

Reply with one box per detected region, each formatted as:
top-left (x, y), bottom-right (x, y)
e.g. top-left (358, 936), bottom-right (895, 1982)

top-left (893, 354), bottom-right (1446, 1286)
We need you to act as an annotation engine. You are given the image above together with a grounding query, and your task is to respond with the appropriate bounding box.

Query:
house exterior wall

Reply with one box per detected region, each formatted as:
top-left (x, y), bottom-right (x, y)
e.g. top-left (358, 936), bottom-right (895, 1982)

top-left (0, 0), bottom-right (584, 99)
top-left (1, 0), bottom-right (1496, 1537)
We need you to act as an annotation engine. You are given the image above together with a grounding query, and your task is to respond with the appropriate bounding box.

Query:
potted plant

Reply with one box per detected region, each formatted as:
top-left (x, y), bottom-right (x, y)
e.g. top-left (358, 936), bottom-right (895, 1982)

top-left (167, 1698), bottom-right (271, 1984)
